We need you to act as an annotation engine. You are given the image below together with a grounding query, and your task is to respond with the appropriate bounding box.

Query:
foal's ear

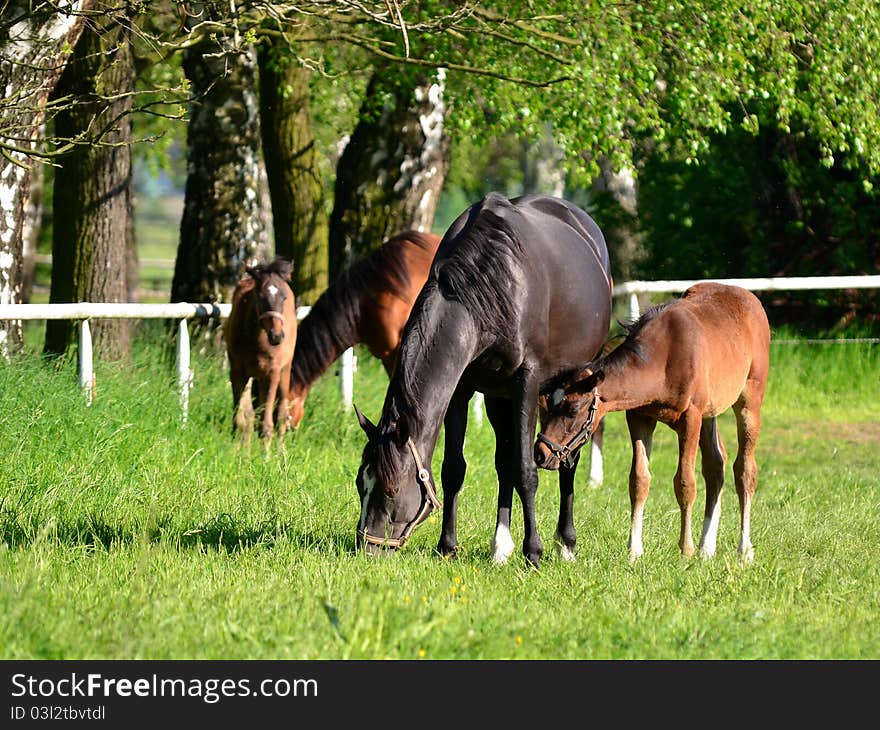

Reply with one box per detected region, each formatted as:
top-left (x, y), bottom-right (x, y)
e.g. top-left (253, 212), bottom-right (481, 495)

top-left (572, 368), bottom-right (604, 394)
top-left (354, 403), bottom-right (378, 439)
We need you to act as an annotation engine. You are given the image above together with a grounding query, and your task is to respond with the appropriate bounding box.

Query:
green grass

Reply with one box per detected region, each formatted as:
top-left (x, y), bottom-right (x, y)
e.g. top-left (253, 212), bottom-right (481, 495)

top-left (0, 329), bottom-right (878, 659)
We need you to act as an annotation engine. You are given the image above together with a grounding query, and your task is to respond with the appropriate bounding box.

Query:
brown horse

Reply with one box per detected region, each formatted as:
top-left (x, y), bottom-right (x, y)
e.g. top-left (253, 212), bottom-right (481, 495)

top-left (535, 282), bottom-right (770, 563)
top-left (224, 257), bottom-right (297, 446)
top-left (287, 230), bottom-right (441, 428)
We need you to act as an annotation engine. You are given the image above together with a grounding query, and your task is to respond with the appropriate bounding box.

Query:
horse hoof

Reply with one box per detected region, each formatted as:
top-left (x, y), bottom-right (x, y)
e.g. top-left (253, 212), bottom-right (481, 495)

top-left (553, 535), bottom-right (576, 562)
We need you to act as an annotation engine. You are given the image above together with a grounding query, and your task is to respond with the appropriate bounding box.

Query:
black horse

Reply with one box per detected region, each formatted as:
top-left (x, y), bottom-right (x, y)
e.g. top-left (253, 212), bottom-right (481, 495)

top-left (354, 193), bottom-right (612, 567)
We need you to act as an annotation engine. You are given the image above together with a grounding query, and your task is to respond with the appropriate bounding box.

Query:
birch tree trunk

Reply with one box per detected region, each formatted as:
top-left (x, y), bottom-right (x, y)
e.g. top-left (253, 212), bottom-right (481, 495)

top-left (328, 67), bottom-right (449, 277)
top-left (43, 5), bottom-right (135, 360)
top-left (0, 1), bottom-right (91, 358)
top-left (171, 38), bottom-right (269, 307)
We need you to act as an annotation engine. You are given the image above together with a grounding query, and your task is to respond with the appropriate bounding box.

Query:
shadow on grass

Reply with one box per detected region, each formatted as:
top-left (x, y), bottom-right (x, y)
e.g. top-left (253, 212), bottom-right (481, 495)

top-left (0, 511), bottom-right (356, 556)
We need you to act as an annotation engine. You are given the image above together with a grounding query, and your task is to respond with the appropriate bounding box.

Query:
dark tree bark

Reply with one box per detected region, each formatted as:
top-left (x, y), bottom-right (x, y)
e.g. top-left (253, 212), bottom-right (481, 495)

top-left (258, 36), bottom-right (328, 306)
top-left (171, 37), bottom-right (269, 307)
top-left (0, 1), bottom-right (92, 357)
top-left (43, 6), bottom-right (135, 360)
top-left (328, 67), bottom-right (450, 277)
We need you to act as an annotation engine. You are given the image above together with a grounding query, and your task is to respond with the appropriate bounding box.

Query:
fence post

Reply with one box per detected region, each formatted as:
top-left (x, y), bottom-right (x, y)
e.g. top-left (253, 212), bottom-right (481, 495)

top-left (629, 292), bottom-right (640, 322)
top-left (78, 319), bottom-right (94, 406)
top-left (177, 318), bottom-right (192, 425)
top-left (340, 347), bottom-right (355, 411)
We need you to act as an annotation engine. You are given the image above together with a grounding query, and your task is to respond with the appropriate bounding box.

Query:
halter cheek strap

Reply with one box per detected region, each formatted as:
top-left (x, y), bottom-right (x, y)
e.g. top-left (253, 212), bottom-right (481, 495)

top-left (356, 438), bottom-right (442, 550)
top-left (536, 388), bottom-right (600, 469)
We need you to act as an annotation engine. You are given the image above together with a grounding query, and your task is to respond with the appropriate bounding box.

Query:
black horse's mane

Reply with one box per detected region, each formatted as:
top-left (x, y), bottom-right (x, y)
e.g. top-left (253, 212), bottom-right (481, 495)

top-left (290, 231), bottom-right (437, 388)
top-left (374, 209), bottom-right (526, 487)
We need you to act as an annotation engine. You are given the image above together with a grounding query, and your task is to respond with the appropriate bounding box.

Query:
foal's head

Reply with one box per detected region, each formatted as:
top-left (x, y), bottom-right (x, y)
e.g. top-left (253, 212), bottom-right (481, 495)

top-left (535, 367), bottom-right (605, 470)
top-left (247, 258), bottom-right (293, 347)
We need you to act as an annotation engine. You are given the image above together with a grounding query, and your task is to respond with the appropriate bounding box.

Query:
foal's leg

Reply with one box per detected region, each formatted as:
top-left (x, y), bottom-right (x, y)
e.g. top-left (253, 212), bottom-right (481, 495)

top-left (673, 408), bottom-right (702, 557)
top-left (733, 383), bottom-right (764, 563)
top-left (555, 451), bottom-right (580, 561)
top-left (626, 412), bottom-right (656, 561)
top-left (260, 372), bottom-right (280, 442)
top-left (485, 396), bottom-right (517, 565)
top-left (276, 360), bottom-right (292, 442)
top-left (698, 416), bottom-right (727, 558)
top-left (231, 369), bottom-right (254, 447)
top-left (437, 387), bottom-right (471, 556)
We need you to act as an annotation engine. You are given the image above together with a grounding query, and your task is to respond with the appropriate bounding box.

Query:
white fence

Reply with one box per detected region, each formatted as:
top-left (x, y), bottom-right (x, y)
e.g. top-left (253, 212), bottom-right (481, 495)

top-left (1, 274), bottom-right (878, 423)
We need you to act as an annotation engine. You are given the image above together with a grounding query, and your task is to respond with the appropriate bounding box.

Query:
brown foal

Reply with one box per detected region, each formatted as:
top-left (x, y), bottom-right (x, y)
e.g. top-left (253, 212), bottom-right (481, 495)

top-left (535, 282), bottom-right (770, 562)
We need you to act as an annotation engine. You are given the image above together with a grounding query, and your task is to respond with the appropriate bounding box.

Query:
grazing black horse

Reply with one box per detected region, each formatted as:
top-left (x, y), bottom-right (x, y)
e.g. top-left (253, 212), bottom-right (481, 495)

top-left (354, 192), bottom-right (612, 567)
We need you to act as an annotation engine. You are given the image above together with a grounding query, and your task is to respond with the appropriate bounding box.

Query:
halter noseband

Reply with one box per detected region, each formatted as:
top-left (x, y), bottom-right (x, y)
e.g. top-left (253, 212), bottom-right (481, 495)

top-left (536, 388), bottom-right (600, 469)
top-left (356, 438), bottom-right (442, 550)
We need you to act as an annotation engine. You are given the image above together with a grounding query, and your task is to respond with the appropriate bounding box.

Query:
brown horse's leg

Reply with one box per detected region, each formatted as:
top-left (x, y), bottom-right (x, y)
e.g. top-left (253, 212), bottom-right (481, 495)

top-left (260, 373), bottom-right (279, 443)
top-left (698, 416), bottom-right (727, 558)
top-left (276, 361), bottom-right (292, 442)
top-left (733, 381), bottom-right (764, 563)
top-left (625, 412), bottom-right (656, 561)
top-left (673, 408), bottom-right (702, 557)
top-left (231, 369), bottom-right (254, 447)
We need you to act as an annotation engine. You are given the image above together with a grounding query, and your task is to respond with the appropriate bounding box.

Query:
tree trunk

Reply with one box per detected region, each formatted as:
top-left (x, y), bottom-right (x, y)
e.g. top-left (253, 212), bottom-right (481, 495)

top-left (171, 38), bottom-right (268, 307)
top-left (43, 6), bottom-right (135, 361)
top-left (258, 37), bottom-right (328, 306)
top-left (328, 67), bottom-right (450, 277)
top-left (0, 2), bottom-right (91, 357)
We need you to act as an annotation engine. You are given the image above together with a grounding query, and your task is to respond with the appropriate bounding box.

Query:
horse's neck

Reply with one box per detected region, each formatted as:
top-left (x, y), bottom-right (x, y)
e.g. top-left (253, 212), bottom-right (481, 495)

top-left (389, 299), bottom-right (479, 459)
top-left (289, 301), bottom-right (360, 390)
top-left (597, 348), bottom-right (662, 413)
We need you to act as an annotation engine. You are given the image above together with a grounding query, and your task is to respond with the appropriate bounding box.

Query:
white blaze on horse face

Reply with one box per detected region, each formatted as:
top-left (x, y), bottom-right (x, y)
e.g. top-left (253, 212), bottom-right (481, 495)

top-left (358, 466), bottom-right (376, 532)
top-left (491, 524), bottom-right (515, 564)
top-left (268, 284), bottom-right (278, 297)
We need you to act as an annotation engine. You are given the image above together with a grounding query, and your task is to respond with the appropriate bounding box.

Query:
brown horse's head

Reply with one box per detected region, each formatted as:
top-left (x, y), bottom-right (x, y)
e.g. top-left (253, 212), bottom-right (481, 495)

top-left (246, 258), bottom-right (294, 347)
top-left (535, 368), bottom-right (605, 470)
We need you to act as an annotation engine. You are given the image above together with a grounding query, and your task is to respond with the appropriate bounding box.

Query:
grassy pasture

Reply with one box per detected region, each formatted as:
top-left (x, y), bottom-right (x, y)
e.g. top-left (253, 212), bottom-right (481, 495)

top-left (0, 325), bottom-right (878, 660)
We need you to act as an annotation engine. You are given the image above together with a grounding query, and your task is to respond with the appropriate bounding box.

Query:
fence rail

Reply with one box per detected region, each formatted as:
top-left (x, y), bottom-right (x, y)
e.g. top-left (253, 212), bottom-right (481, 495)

top-left (1, 274), bottom-right (877, 423)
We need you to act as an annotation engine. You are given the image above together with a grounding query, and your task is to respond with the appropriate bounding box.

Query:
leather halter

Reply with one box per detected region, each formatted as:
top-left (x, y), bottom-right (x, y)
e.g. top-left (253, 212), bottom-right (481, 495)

top-left (356, 438), bottom-right (442, 550)
top-left (536, 388), bottom-right (599, 469)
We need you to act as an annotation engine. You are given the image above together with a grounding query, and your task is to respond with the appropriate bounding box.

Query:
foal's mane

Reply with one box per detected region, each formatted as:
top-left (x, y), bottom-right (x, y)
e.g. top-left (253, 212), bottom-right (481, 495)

top-left (291, 231), bottom-right (438, 389)
top-left (591, 299), bottom-right (674, 375)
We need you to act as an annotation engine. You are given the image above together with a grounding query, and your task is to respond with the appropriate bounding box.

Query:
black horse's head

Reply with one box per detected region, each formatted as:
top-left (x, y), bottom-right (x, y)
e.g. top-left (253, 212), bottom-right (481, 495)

top-left (247, 258), bottom-right (293, 347)
top-left (353, 405), bottom-right (440, 555)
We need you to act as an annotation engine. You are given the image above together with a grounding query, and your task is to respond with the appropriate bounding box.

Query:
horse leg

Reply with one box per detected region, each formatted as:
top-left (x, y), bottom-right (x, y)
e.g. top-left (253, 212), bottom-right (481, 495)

top-left (698, 416), bottom-right (727, 558)
top-left (588, 418), bottom-right (604, 488)
top-left (626, 411), bottom-right (656, 561)
top-left (673, 408), bottom-right (702, 557)
top-left (485, 396), bottom-right (517, 565)
top-left (733, 382), bottom-right (764, 563)
top-left (555, 450), bottom-right (580, 561)
top-left (232, 371), bottom-right (254, 447)
top-left (260, 372), bottom-right (280, 443)
top-left (276, 361), bottom-right (292, 443)
top-left (512, 374), bottom-right (544, 567)
top-left (437, 386), bottom-right (471, 556)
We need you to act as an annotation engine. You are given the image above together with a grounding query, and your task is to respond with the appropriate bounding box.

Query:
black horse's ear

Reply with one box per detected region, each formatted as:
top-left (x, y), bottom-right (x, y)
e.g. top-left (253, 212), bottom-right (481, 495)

top-left (354, 403), bottom-right (378, 438)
